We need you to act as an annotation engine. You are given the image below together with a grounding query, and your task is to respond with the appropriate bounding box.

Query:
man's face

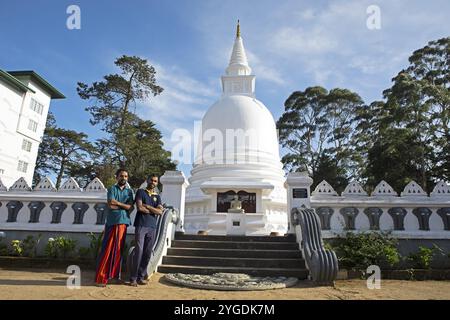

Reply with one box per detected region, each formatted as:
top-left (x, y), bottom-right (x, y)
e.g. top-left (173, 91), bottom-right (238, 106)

top-left (116, 171), bottom-right (128, 186)
top-left (147, 176), bottom-right (158, 189)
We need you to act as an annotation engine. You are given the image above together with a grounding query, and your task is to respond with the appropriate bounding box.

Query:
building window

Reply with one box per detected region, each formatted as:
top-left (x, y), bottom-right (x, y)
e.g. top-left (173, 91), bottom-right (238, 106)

top-left (17, 160), bottom-right (28, 173)
top-left (30, 98), bottom-right (44, 115)
top-left (28, 119), bottom-right (38, 132)
top-left (22, 139), bottom-right (32, 152)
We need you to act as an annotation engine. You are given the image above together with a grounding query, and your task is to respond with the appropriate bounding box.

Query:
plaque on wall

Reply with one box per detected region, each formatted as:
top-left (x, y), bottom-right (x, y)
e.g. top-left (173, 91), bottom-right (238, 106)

top-left (293, 188), bottom-right (308, 198)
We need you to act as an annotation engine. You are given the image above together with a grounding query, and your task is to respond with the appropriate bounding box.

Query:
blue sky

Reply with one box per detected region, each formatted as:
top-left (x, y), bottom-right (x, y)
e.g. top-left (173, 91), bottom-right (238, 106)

top-left (1, 0), bottom-right (449, 178)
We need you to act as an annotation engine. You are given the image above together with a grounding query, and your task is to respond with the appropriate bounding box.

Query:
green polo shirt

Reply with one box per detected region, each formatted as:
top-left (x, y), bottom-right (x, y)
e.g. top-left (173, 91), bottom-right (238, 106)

top-left (106, 184), bottom-right (134, 226)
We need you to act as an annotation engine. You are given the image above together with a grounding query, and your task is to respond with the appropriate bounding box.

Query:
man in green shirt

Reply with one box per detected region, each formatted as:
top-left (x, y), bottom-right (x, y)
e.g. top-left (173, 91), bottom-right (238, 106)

top-left (95, 168), bottom-right (134, 286)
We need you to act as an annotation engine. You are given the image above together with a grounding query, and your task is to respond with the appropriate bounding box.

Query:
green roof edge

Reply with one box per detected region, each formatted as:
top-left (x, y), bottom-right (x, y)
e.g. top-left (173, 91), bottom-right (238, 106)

top-left (0, 69), bottom-right (35, 94)
top-left (7, 70), bottom-right (65, 99)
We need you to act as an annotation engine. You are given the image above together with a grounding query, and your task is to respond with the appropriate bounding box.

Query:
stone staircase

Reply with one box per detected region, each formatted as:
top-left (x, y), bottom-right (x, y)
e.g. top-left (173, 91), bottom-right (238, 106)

top-left (157, 233), bottom-right (309, 279)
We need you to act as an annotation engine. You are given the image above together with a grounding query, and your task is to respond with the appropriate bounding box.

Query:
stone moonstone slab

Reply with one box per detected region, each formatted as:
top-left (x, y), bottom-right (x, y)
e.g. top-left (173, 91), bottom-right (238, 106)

top-left (164, 273), bottom-right (298, 291)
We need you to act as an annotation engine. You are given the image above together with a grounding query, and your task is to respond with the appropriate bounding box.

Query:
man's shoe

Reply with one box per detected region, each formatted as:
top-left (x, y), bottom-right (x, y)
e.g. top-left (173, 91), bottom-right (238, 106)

top-left (95, 283), bottom-right (107, 287)
top-left (109, 278), bottom-right (124, 285)
top-left (129, 281), bottom-right (138, 287)
top-left (137, 279), bottom-right (148, 285)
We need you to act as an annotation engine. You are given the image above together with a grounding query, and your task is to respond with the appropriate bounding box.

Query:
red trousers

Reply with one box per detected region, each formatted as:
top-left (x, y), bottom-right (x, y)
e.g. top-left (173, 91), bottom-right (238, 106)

top-left (95, 224), bottom-right (127, 284)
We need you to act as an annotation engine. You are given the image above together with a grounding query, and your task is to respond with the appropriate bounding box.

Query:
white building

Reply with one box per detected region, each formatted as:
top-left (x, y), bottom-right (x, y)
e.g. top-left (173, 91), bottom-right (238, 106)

top-left (0, 69), bottom-right (64, 188)
top-left (184, 23), bottom-right (288, 235)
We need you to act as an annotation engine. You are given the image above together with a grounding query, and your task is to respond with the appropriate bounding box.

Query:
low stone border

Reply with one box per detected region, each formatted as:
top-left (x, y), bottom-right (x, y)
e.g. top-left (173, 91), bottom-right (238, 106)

top-left (340, 268), bottom-right (450, 280)
top-left (0, 256), bottom-right (95, 269)
top-left (164, 272), bottom-right (298, 291)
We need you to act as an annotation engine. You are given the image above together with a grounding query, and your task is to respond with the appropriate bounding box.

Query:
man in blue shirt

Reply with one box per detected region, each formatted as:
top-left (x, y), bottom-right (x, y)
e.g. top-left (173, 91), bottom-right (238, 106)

top-left (129, 174), bottom-right (164, 286)
top-left (95, 168), bottom-right (134, 286)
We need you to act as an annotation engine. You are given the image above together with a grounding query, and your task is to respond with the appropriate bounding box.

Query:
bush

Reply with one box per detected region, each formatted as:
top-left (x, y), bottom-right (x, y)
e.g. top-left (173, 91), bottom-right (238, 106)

top-left (76, 232), bottom-right (104, 260)
top-left (44, 236), bottom-right (77, 259)
top-left (88, 232), bottom-right (103, 260)
top-left (0, 235), bottom-right (41, 257)
top-left (10, 240), bottom-right (23, 256)
top-left (407, 244), bottom-right (444, 269)
top-left (328, 232), bottom-right (400, 270)
top-left (22, 234), bottom-right (42, 258)
top-left (0, 242), bottom-right (7, 256)
top-left (78, 247), bottom-right (91, 259)
top-left (0, 237), bottom-right (9, 256)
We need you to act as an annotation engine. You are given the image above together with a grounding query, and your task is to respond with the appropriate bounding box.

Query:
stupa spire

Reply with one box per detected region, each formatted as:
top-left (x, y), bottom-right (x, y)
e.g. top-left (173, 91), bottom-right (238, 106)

top-left (236, 19), bottom-right (241, 38)
top-left (226, 20), bottom-right (251, 76)
top-left (222, 21), bottom-right (255, 97)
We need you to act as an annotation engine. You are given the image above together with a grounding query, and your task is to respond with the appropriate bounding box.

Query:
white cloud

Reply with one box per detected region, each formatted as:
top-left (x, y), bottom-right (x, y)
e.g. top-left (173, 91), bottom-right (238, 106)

top-left (136, 61), bottom-right (217, 156)
top-left (246, 50), bottom-right (286, 86)
top-left (271, 26), bottom-right (338, 56)
top-left (134, 0), bottom-right (449, 171)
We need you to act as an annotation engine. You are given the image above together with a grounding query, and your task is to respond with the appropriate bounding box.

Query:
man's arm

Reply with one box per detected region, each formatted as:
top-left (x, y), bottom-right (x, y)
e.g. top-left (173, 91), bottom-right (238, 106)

top-left (108, 198), bottom-right (133, 211)
top-left (143, 204), bottom-right (163, 215)
top-left (145, 195), bottom-right (164, 215)
top-left (107, 188), bottom-right (134, 211)
top-left (136, 198), bottom-right (151, 214)
top-left (107, 188), bottom-right (119, 210)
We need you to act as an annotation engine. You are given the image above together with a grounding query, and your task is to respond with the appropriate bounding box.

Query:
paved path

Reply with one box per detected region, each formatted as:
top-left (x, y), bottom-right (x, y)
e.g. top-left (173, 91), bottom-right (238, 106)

top-left (0, 268), bottom-right (449, 300)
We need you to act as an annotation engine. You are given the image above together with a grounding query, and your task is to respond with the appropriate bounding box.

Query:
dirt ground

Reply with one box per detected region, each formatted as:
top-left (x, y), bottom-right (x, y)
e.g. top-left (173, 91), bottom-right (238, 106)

top-left (0, 268), bottom-right (449, 300)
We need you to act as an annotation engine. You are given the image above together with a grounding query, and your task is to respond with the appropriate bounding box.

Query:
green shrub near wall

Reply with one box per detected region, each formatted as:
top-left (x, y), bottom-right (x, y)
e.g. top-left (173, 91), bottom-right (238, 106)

top-left (407, 244), bottom-right (445, 269)
top-left (44, 236), bottom-right (78, 259)
top-left (326, 232), bottom-right (401, 270)
top-left (326, 232), bottom-right (450, 272)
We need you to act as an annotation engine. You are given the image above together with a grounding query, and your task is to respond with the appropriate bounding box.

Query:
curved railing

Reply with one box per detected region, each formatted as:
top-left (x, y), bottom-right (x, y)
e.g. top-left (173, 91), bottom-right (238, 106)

top-left (126, 206), bottom-right (180, 278)
top-left (291, 207), bottom-right (339, 285)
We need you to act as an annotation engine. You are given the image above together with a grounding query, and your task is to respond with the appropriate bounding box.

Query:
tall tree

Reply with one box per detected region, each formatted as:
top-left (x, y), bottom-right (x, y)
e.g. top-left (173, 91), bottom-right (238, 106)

top-left (77, 55), bottom-right (175, 187)
top-left (77, 55), bottom-right (163, 136)
top-left (33, 112), bottom-right (56, 186)
top-left (277, 86), bottom-right (362, 190)
top-left (363, 37), bottom-right (450, 192)
top-left (73, 115), bottom-right (176, 188)
top-left (118, 114), bottom-right (175, 187)
top-left (405, 37), bottom-right (450, 183)
top-left (277, 86), bottom-right (328, 175)
top-left (33, 112), bottom-right (94, 188)
top-left (364, 127), bottom-right (425, 193)
top-left (351, 100), bottom-right (387, 181)
top-left (324, 88), bottom-right (364, 179)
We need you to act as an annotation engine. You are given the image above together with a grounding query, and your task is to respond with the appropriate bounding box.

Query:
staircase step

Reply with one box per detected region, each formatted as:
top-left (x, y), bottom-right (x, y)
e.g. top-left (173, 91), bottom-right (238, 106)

top-left (167, 247), bottom-right (302, 259)
top-left (162, 256), bottom-right (305, 269)
top-left (175, 234), bottom-right (296, 243)
top-left (158, 264), bottom-right (309, 279)
top-left (172, 240), bottom-right (298, 250)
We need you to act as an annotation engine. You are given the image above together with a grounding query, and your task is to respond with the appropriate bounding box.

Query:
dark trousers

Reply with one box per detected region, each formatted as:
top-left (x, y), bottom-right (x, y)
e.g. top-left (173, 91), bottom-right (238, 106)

top-left (130, 226), bottom-right (156, 282)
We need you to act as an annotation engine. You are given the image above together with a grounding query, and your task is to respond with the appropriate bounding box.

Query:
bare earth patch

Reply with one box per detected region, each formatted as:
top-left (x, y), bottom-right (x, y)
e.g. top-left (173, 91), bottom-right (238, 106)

top-left (0, 268), bottom-right (449, 300)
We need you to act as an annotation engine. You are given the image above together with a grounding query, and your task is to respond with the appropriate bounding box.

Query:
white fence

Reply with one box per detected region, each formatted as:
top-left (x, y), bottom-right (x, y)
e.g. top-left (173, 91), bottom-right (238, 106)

top-left (0, 177), bottom-right (114, 233)
top-left (310, 180), bottom-right (450, 239)
top-left (1, 175), bottom-right (449, 240)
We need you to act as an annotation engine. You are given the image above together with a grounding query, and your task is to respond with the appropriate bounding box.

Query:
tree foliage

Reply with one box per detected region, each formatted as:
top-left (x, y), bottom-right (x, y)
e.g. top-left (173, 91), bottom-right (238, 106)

top-left (277, 86), bottom-right (363, 192)
top-left (76, 55), bottom-right (174, 187)
top-left (278, 37), bottom-right (450, 193)
top-left (33, 112), bottom-right (94, 188)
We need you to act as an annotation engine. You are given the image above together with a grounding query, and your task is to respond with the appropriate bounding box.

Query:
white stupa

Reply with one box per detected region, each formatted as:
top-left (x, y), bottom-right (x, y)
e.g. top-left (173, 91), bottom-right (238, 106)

top-left (184, 21), bottom-right (288, 235)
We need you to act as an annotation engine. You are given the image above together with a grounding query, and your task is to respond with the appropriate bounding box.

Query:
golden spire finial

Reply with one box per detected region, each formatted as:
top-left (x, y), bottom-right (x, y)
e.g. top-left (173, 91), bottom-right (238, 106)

top-left (236, 19), bottom-right (241, 38)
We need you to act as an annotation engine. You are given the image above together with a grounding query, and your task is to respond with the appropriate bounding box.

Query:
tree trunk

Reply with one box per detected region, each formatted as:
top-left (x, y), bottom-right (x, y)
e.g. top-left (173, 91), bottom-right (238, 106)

top-left (56, 161), bottom-right (66, 189)
top-left (119, 72), bottom-right (135, 128)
